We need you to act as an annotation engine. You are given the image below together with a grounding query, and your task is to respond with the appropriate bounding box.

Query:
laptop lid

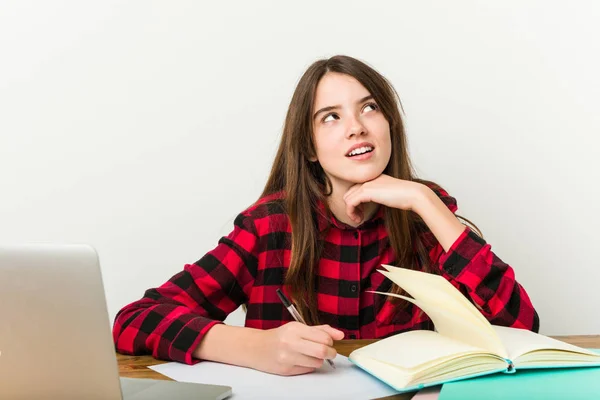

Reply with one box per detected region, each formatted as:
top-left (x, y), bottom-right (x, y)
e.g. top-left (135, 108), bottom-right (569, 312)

top-left (0, 244), bottom-right (232, 400)
top-left (0, 244), bottom-right (124, 399)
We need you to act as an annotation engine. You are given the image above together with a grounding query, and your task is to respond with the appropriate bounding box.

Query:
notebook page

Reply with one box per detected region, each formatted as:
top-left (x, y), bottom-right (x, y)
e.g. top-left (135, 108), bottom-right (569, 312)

top-left (493, 325), bottom-right (600, 361)
top-left (380, 265), bottom-right (491, 329)
top-left (371, 290), bottom-right (507, 358)
top-left (350, 330), bottom-right (491, 369)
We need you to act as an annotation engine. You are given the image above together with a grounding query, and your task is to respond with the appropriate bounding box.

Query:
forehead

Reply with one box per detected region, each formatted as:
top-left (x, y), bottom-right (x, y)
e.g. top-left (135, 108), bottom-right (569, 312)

top-left (313, 72), bottom-right (371, 108)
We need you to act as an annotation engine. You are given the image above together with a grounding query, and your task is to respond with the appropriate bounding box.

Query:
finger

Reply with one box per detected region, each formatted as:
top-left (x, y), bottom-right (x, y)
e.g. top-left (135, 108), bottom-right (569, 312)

top-left (344, 192), bottom-right (358, 221)
top-left (345, 202), bottom-right (358, 223)
top-left (283, 366), bottom-right (316, 376)
top-left (314, 324), bottom-right (345, 340)
top-left (296, 338), bottom-right (337, 361)
top-left (292, 352), bottom-right (326, 369)
top-left (355, 204), bottom-right (364, 223)
top-left (343, 184), bottom-right (362, 202)
top-left (298, 325), bottom-right (335, 346)
top-left (345, 194), bottom-right (364, 223)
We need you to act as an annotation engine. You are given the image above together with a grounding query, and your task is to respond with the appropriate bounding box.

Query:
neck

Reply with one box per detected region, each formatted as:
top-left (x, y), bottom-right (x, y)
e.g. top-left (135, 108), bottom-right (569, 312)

top-left (326, 182), bottom-right (379, 227)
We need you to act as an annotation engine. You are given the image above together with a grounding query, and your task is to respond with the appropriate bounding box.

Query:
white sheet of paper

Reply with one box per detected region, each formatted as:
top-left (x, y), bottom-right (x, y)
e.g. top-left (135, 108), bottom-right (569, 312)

top-left (149, 354), bottom-right (399, 399)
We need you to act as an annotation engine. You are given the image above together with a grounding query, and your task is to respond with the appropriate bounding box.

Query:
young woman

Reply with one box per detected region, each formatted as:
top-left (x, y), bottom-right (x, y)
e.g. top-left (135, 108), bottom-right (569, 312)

top-left (113, 55), bottom-right (539, 377)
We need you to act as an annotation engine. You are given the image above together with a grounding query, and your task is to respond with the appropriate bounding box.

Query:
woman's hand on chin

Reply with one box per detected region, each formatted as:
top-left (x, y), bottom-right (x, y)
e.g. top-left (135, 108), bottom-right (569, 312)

top-left (342, 175), bottom-right (427, 224)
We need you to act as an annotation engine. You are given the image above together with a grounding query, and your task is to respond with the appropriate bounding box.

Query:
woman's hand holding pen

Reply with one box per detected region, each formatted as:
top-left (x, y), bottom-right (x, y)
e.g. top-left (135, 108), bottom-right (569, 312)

top-left (253, 322), bottom-right (344, 376)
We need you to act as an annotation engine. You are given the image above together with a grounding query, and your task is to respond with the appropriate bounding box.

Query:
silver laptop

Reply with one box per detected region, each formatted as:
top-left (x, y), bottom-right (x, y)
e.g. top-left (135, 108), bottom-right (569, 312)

top-left (0, 244), bottom-right (232, 400)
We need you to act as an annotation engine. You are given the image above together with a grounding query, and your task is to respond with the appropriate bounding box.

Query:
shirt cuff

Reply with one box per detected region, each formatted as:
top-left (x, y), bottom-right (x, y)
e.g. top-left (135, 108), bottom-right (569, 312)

top-left (166, 317), bottom-right (223, 365)
top-left (437, 226), bottom-right (488, 278)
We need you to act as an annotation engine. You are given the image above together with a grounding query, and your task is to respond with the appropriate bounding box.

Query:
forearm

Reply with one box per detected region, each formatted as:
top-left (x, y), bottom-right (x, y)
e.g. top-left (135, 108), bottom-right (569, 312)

top-left (411, 185), bottom-right (539, 331)
top-left (413, 185), bottom-right (466, 252)
top-left (113, 298), bottom-right (226, 364)
top-left (193, 324), bottom-right (265, 368)
top-left (438, 238), bottom-right (540, 331)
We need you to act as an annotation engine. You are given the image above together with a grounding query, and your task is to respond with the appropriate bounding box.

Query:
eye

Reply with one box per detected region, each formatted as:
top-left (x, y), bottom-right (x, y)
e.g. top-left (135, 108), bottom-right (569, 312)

top-left (363, 102), bottom-right (379, 113)
top-left (322, 113), bottom-right (339, 123)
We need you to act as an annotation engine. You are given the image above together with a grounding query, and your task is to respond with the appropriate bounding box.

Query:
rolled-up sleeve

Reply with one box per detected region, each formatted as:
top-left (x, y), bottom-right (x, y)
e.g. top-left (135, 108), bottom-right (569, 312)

top-left (112, 213), bottom-right (258, 364)
top-left (426, 184), bottom-right (540, 332)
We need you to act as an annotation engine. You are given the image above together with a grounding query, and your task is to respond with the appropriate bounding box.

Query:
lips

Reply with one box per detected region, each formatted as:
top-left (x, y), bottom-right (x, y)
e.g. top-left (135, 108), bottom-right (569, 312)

top-left (345, 142), bottom-right (375, 157)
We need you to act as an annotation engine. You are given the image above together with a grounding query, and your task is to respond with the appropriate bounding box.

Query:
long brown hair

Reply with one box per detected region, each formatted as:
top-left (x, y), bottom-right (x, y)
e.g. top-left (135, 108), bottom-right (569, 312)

top-left (259, 55), bottom-right (480, 325)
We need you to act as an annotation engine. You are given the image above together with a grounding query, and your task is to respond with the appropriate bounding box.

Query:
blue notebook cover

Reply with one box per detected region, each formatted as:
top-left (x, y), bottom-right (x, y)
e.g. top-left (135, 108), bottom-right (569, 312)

top-left (350, 349), bottom-right (600, 394)
top-left (439, 349), bottom-right (600, 400)
top-left (349, 357), bottom-right (509, 393)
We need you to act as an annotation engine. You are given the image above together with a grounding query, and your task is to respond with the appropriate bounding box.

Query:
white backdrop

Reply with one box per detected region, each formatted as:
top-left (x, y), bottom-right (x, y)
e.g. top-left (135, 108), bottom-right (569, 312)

top-left (1, 0), bottom-right (599, 335)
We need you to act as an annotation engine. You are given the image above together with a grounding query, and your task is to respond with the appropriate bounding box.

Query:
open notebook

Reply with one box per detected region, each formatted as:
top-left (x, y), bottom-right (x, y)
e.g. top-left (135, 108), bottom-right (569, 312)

top-left (348, 265), bottom-right (600, 393)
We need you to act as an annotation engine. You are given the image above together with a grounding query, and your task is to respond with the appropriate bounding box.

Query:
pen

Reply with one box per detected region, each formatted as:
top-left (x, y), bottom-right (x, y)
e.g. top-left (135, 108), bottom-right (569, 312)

top-left (276, 288), bottom-right (336, 369)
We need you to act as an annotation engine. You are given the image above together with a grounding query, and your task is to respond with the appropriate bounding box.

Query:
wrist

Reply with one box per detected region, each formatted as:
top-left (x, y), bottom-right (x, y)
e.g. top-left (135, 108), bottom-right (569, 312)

top-left (410, 183), bottom-right (435, 215)
top-left (193, 324), bottom-right (265, 369)
top-left (410, 185), bottom-right (466, 252)
top-left (244, 327), bottom-right (270, 370)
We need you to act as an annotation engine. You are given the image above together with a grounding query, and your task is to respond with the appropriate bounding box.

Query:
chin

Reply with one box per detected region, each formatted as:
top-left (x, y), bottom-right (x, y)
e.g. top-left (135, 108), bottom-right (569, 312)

top-left (347, 169), bottom-right (385, 184)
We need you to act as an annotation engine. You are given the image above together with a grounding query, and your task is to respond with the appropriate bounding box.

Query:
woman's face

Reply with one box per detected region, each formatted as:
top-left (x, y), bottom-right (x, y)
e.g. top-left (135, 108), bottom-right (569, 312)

top-left (312, 72), bottom-right (391, 195)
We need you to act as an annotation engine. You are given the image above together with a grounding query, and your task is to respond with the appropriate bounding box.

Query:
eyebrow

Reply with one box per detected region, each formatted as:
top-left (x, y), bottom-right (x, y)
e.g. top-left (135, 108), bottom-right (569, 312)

top-left (313, 95), bottom-right (374, 121)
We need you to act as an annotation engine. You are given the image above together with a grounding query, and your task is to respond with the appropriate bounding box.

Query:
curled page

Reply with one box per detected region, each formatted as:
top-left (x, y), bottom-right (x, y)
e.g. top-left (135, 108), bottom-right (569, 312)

top-left (373, 265), bottom-right (507, 358)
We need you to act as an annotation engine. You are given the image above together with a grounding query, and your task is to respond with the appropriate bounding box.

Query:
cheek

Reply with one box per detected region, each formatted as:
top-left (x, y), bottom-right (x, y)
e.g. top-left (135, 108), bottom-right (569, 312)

top-left (365, 116), bottom-right (389, 137)
top-left (375, 126), bottom-right (392, 165)
top-left (383, 138), bottom-right (392, 166)
top-left (384, 134), bottom-right (392, 155)
top-left (314, 132), bottom-right (339, 160)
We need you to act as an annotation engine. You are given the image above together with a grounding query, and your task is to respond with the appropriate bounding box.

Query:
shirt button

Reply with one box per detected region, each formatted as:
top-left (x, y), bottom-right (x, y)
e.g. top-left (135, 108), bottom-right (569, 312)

top-left (350, 284), bottom-right (357, 292)
top-left (353, 231), bottom-right (358, 239)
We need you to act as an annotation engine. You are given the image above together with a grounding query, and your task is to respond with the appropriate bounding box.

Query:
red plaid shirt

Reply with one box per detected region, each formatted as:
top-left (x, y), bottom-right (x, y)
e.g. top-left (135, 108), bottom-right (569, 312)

top-left (113, 185), bottom-right (539, 365)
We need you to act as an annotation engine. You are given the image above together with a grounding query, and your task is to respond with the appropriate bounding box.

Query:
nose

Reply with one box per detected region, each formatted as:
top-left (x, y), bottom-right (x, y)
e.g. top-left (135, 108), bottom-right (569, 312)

top-left (346, 116), bottom-right (367, 139)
